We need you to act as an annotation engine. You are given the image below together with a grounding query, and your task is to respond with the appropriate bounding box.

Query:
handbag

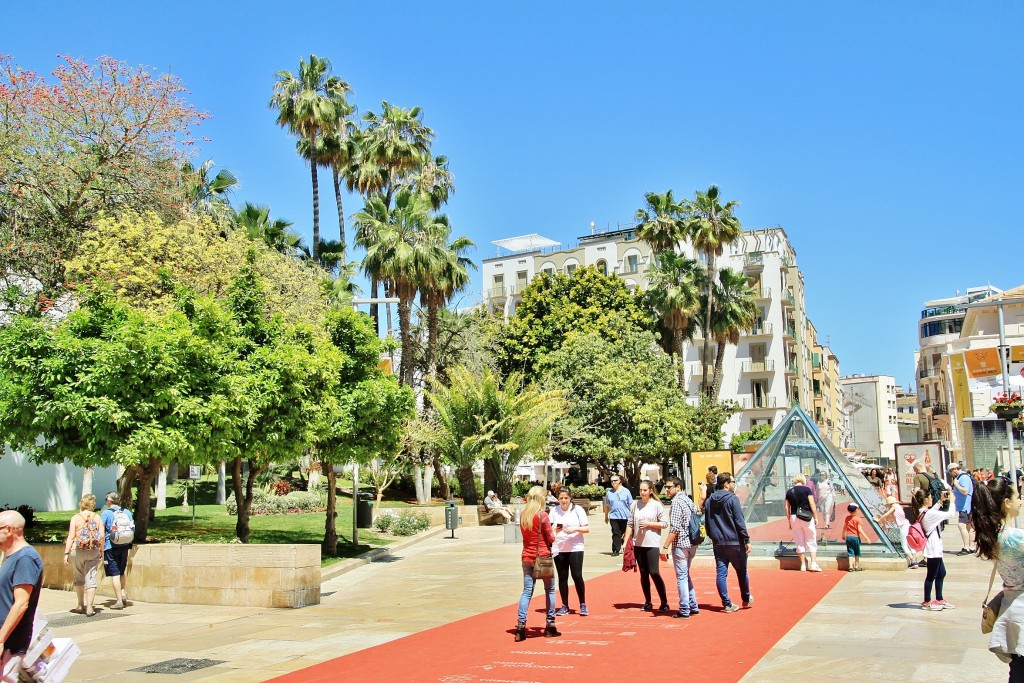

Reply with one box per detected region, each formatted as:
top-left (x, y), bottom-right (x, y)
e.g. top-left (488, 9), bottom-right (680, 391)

top-left (982, 562), bottom-right (1003, 634)
top-left (532, 517), bottom-right (554, 580)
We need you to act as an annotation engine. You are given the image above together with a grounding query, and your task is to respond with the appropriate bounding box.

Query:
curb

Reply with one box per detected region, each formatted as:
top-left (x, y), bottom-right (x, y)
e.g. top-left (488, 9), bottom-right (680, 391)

top-left (320, 526), bottom-right (448, 583)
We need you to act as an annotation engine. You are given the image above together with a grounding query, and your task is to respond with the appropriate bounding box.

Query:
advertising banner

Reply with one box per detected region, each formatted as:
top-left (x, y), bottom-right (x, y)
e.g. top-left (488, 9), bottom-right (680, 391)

top-left (949, 353), bottom-right (973, 420)
top-left (962, 346), bottom-right (1024, 402)
top-left (690, 450), bottom-right (733, 502)
top-left (894, 442), bottom-right (943, 502)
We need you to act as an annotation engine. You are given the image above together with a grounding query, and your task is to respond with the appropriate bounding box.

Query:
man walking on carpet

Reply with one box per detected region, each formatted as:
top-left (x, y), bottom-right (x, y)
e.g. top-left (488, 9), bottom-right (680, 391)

top-left (660, 476), bottom-right (700, 619)
top-left (703, 472), bottom-right (753, 613)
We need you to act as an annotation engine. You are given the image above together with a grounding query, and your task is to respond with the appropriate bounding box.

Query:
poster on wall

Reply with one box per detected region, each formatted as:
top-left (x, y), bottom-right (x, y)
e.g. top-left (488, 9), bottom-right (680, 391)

top-left (690, 450), bottom-right (733, 501)
top-left (894, 442), bottom-right (943, 502)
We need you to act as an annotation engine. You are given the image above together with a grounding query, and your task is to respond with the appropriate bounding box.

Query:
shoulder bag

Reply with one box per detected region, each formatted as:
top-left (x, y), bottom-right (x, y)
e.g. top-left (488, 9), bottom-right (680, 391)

top-left (791, 488), bottom-right (813, 521)
top-left (532, 516), bottom-right (555, 580)
top-left (982, 561), bottom-right (1003, 634)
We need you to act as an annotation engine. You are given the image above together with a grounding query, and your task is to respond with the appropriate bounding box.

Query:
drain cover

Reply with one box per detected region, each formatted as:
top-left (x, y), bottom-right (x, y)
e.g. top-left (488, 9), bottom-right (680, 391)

top-left (44, 611), bottom-right (128, 629)
top-left (129, 658), bottom-right (224, 674)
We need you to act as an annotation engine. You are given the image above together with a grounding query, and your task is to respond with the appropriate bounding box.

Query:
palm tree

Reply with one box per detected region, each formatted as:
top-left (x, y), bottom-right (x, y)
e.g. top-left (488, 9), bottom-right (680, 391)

top-left (635, 190), bottom-right (685, 254)
top-left (646, 251), bottom-right (704, 389)
top-left (269, 55), bottom-right (352, 261)
top-left (401, 154), bottom-right (455, 210)
top-left (234, 203), bottom-right (305, 256)
top-left (707, 267), bottom-right (760, 400)
top-left (683, 185), bottom-right (743, 396)
top-left (419, 221), bottom-right (475, 381)
top-left (181, 159), bottom-right (237, 226)
top-left (354, 189), bottom-right (442, 387)
top-left (297, 113), bottom-right (358, 259)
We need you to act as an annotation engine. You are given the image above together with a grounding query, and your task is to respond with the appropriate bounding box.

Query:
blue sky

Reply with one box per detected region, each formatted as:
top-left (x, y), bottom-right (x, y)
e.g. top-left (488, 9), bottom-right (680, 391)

top-left (5, 2), bottom-right (1022, 388)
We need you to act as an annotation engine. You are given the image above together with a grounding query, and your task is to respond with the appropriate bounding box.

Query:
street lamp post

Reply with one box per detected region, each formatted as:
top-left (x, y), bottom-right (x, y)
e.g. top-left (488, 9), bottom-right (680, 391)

top-left (350, 296), bottom-right (400, 547)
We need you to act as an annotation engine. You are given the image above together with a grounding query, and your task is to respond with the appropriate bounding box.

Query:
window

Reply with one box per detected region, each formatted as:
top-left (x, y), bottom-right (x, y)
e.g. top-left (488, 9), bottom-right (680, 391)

top-left (920, 318), bottom-right (963, 338)
top-left (565, 263), bottom-right (577, 276)
top-left (543, 267), bottom-right (554, 277)
top-left (626, 254), bottom-right (639, 274)
top-left (596, 259), bottom-right (607, 276)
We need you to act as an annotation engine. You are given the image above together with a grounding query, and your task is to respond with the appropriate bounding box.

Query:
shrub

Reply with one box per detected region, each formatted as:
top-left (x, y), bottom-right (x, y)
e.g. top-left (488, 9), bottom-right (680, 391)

top-left (226, 489), bottom-right (327, 516)
top-left (270, 480), bottom-right (292, 496)
top-left (512, 480), bottom-right (532, 499)
top-left (390, 510), bottom-right (431, 536)
top-left (374, 513), bottom-right (394, 533)
top-left (569, 484), bottom-right (606, 501)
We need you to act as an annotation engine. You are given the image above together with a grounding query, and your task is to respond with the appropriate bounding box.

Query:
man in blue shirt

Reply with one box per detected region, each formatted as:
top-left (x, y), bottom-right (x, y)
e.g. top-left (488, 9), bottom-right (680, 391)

top-left (0, 509), bottom-right (43, 666)
top-left (603, 475), bottom-right (633, 556)
top-left (948, 463), bottom-right (974, 555)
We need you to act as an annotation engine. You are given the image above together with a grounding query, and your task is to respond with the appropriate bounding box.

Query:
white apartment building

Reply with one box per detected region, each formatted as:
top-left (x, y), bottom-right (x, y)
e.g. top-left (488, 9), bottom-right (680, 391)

top-left (915, 286), bottom-right (1002, 457)
top-left (481, 224), bottom-right (833, 442)
top-left (839, 374), bottom-right (901, 465)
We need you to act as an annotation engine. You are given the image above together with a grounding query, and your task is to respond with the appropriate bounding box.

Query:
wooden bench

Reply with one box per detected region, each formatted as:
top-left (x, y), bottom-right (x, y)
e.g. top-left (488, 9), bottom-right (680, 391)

top-left (477, 505), bottom-right (509, 526)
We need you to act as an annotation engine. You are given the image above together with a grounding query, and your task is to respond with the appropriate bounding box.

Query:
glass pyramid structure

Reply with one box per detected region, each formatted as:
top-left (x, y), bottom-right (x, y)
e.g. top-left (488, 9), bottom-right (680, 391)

top-left (733, 406), bottom-right (901, 555)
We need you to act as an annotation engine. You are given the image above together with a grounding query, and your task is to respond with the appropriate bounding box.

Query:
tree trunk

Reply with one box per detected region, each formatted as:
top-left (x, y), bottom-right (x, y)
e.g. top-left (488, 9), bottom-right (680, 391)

top-left (673, 328), bottom-right (685, 390)
top-left (420, 463), bottom-right (433, 503)
top-left (155, 466), bottom-right (168, 510)
top-left (322, 460), bottom-right (338, 558)
top-left (413, 463), bottom-right (425, 504)
top-left (398, 295), bottom-right (415, 387)
top-left (132, 459), bottom-right (161, 543)
top-left (457, 467), bottom-right (479, 505)
top-left (231, 457), bottom-right (263, 544)
top-left (370, 278), bottom-right (380, 338)
top-left (118, 466), bottom-right (139, 510)
top-left (216, 461), bottom-right (226, 505)
top-left (332, 165), bottom-right (346, 262)
top-left (712, 338), bottom-right (727, 402)
top-left (701, 252), bottom-right (716, 397)
top-left (426, 301), bottom-right (440, 382)
top-left (81, 467), bottom-right (94, 498)
top-left (310, 150), bottom-right (321, 262)
top-left (431, 452), bottom-right (449, 500)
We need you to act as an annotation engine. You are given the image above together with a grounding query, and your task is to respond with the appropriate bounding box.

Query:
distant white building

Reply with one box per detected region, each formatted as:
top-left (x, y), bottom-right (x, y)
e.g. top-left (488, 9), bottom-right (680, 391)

top-left (839, 374), bottom-right (901, 465)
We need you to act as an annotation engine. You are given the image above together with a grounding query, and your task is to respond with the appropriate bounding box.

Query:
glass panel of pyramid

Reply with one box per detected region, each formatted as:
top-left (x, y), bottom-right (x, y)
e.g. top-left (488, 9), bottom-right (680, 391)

top-left (733, 406), bottom-right (901, 555)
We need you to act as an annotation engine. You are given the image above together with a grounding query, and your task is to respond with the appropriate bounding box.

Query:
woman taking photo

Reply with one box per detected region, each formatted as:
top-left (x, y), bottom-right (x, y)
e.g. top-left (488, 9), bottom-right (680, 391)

top-left (911, 487), bottom-right (958, 610)
top-left (549, 488), bottom-right (590, 616)
top-left (972, 477), bottom-right (1024, 682)
top-left (63, 493), bottom-right (105, 617)
top-left (515, 486), bottom-right (560, 641)
top-left (786, 473), bottom-right (821, 572)
top-left (624, 480), bottom-right (669, 612)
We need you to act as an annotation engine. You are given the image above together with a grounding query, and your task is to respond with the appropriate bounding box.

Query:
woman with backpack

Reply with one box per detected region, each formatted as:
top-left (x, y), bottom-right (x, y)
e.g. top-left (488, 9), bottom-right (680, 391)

top-left (549, 487), bottom-right (590, 616)
top-left (971, 476), bottom-right (1024, 682)
top-left (912, 487), bottom-right (958, 610)
top-left (63, 494), bottom-right (105, 617)
top-left (875, 496), bottom-right (920, 568)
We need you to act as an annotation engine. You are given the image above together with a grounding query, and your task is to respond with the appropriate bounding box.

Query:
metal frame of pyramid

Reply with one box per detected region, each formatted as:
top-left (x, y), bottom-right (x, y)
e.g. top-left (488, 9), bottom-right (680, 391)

top-left (733, 405), bottom-right (900, 555)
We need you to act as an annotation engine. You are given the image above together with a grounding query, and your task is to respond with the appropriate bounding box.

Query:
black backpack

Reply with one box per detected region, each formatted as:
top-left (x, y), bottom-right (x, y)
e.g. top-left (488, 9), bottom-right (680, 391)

top-left (687, 498), bottom-right (705, 546)
top-left (928, 474), bottom-right (948, 511)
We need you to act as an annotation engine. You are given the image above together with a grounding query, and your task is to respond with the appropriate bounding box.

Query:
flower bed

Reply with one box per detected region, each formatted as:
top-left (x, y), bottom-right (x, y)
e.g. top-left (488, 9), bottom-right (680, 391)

top-left (225, 489), bottom-right (327, 516)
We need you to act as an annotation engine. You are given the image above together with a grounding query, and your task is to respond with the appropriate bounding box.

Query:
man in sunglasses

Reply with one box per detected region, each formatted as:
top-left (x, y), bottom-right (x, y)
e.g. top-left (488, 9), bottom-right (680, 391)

top-left (0, 510), bottom-right (43, 673)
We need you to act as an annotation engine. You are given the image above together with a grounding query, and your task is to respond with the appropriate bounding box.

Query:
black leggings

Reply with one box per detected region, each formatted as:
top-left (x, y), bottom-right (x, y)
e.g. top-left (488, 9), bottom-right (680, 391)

top-left (924, 557), bottom-right (946, 602)
top-left (1010, 654), bottom-right (1024, 683)
top-left (554, 551), bottom-right (586, 606)
top-left (635, 546), bottom-right (668, 605)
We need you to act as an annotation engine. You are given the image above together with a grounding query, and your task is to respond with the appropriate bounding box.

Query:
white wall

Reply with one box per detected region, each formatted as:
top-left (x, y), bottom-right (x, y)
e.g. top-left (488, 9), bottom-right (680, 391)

top-left (0, 445), bottom-right (119, 512)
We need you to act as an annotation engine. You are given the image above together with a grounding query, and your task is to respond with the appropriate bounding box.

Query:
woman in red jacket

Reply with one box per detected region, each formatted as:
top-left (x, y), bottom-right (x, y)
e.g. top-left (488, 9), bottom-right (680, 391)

top-left (515, 485), bottom-right (560, 641)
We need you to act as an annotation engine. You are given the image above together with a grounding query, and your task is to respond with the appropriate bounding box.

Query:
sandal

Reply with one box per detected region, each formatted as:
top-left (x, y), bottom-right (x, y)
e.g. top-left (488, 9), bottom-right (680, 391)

top-left (71, 607), bottom-right (85, 615)
top-left (85, 609), bottom-right (96, 617)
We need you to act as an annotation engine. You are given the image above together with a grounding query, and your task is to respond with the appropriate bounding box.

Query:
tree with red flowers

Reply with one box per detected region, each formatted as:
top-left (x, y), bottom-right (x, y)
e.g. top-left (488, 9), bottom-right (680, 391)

top-left (0, 54), bottom-right (208, 310)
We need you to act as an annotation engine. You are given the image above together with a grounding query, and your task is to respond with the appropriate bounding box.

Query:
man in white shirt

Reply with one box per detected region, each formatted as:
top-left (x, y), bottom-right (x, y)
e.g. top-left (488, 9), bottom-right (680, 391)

top-left (483, 491), bottom-right (512, 523)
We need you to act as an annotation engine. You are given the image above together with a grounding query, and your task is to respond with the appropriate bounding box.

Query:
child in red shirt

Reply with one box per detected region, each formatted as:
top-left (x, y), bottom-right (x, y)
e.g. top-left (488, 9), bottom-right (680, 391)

top-left (844, 503), bottom-right (869, 571)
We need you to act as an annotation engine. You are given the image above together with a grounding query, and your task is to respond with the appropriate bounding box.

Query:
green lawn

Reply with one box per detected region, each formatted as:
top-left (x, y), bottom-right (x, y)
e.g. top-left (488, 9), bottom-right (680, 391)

top-left (27, 479), bottom-right (407, 565)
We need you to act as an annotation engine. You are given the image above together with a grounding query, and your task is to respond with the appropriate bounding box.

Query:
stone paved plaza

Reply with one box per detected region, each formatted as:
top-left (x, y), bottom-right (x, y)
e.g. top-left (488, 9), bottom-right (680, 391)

top-left (28, 518), bottom-right (1009, 682)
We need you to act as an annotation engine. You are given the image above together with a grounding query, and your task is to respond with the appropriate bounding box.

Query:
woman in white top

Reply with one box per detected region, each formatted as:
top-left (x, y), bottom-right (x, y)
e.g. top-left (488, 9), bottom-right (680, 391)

top-left (549, 488), bottom-right (590, 616)
top-left (624, 480), bottom-right (669, 612)
top-left (911, 487), bottom-right (958, 611)
top-left (875, 495), bottom-right (919, 568)
top-left (972, 476), bottom-right (1024, 682)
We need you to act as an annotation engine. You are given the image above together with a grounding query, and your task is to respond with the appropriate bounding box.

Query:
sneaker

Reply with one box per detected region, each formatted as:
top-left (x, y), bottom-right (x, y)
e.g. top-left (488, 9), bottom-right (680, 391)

top-left (936, 600), bottom-right (956, 610)
top-left (611, 551), bottom-right (620, 557)
top-left (690, 609), bottom-right (700, 616)
top-left (800, 563), bottom-right (807, 572)
top-left (673, 611), bottom-right (690, 619)
top-left (809, 564), bottom-right (823, 572)
top-left (554, 605), bottom-right (570, 616)
top-left (743, 595), bottom-right (754, 608)
top-left (723, 604), bottom-right (740, 613)
top-left (920, 601), bottom-right (931, 609)
top-left (641, 602), bottom-right (652, 612)
top-left (956, 548), bottom-right (971, 556)
top-left (927, 600), bottom-right (944, 611)
top-left (111, 601), bottom-right (125, 610)
top-left (658, 604), bottom-right (671, 613)
top-left (579, 604), bottom-right (588, 617)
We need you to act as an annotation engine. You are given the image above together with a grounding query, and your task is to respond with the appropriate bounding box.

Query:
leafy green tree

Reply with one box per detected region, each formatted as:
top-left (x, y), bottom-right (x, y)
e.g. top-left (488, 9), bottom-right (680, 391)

top-left (317, 307), bottom-right (414, 556)
top-left (0, 54), bottom-right (207, 305)
top-left (494, 266), bottom-right (653, 379)
top-left (540, 319), bottom-right (695, 492)
top-left (269, 54), bottom-right (352, 261)
top-left (707, 267), bottom-right (760, 400)
top-left (683, 185), bottom-right (743, 396)
top-left (180, 159), bottom-right (237, 227)
top-left (645, 251), bottom-right (704, 389)
top-left (729, 423), bottom-right (774, 453)
top-left (0, 291), bottom-right (239, 543)
top-left (426, 366), bottom-right (564, 504)
top-left (235, 203), bottom-right (305, 257)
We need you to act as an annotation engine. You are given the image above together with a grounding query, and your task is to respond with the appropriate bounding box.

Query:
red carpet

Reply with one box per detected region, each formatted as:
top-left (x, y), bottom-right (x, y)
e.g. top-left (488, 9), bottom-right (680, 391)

top-left (747, 497), bottom-right (885, 544)
top-left (268, 566), bottom-right (843, 683)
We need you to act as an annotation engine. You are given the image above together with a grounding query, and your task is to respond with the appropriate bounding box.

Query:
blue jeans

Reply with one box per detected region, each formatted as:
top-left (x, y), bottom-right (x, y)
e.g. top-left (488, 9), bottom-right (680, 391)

top-left (713, 544), bottom-right (751, 607)
top-left (518, 561), bottom-right (556, 624)
top-left (672, 545), bottom-right (698, 615)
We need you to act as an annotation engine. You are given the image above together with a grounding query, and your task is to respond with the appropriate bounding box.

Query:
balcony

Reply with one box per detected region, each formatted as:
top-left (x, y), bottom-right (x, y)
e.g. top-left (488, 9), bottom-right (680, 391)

top-left (747, 322), bottom-right (773, 336)
top-left (782, 289), bottom-right (796, 309)
top-left (918, 367), bottom-right (940, 378)
top-left (486, 286), bottom-right (512, 299)
top-left (743, 252), bottom-right (764, 270)
top-left (781, 255), bottom-right (794, 269)
top-left (932, 402), bottom-right (949, 415)
top-left (741, 396), bottom-right (778, 409)
top-left (785, 360), bottom-right (799, 376)
top-left (741, 360), bottom-right (775, 373)
top-left (756, 287), bottom-right (771, 300)
top-left (784, 322), bottom-right (797, 340)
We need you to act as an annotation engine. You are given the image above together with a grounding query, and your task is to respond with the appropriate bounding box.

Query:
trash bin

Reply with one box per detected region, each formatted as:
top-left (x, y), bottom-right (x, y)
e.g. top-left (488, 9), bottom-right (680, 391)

top-left (444, 500), bottom-right (459, 531)
top-left (356, 492), bottom-right (374, 528)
